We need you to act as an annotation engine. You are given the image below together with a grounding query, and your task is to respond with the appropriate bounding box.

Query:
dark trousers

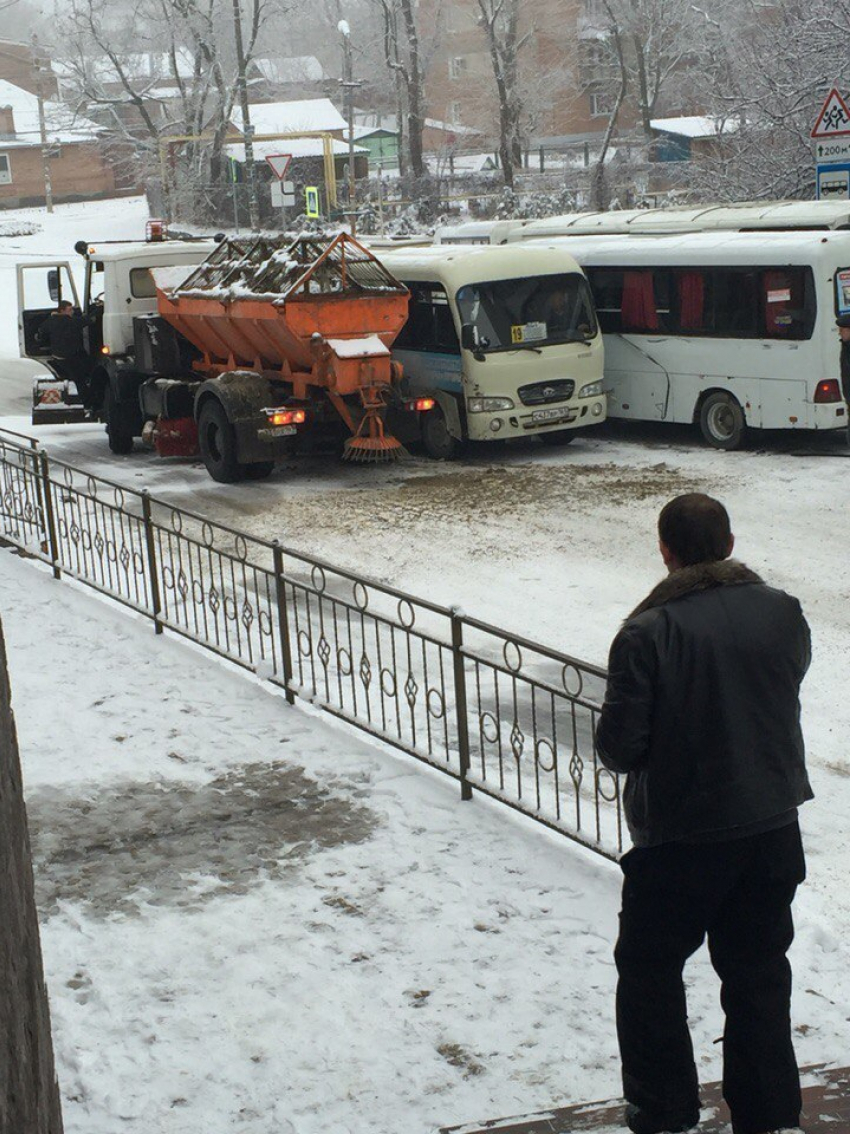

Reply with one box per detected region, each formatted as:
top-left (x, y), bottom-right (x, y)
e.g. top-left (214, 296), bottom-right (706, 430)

top-left (614, 822), bottom-right (806, 1134)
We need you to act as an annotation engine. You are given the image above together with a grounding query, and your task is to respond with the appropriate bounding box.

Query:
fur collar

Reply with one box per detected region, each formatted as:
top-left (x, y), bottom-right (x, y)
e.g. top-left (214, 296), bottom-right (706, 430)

top-left (628, 559), bottom-right (764, 620)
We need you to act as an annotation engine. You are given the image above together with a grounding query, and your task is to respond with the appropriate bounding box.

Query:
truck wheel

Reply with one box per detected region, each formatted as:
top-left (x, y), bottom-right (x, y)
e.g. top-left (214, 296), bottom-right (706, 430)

top-left (422, 406), bottom-right (460, 460)
top-left (198, 400), bottom-right (243, 483)
top-left (538, 429), bottom-right (576, 447)
top-left (104, 386), bottom-right (134, 455)
top-left (699, 392), bottom-right (746, 451)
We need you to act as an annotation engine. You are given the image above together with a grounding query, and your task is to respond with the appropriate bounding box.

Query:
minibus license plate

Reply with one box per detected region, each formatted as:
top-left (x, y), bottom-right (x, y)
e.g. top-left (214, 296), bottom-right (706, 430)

top-left (259, 424), bottom-right (297, 438)
top-left (532, 407), bottom-right (575, 424)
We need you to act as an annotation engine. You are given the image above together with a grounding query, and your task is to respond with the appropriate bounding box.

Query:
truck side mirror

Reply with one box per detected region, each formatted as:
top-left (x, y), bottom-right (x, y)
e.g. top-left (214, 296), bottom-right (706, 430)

top-left (460, 323), bottom-right (476, 351)
top-left (47, 269), bottom-right (60, 303)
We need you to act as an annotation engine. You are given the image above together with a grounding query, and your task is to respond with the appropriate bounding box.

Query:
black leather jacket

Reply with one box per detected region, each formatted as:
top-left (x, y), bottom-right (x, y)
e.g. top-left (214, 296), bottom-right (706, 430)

top-left (596, 560), bottom-right (812, 848)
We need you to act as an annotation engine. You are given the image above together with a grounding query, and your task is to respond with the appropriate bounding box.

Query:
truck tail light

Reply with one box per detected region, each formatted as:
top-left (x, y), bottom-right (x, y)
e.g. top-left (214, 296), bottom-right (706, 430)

top-left (266, 408), bottom-right (306, 426)
top-left (405, 397), bottom-right (435, 412)
top-left (100, 345), bottom-right (110, 355)
top-left (814, 379), bottom-right (841, 403)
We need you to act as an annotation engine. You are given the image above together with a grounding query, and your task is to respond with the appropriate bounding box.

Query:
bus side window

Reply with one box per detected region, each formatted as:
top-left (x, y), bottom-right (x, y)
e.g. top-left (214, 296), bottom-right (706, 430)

top-left (588, 269), bottom-right (624, 332)
top-left (761, 268), bottom-right (814, 340)
top-left (394, 282), bottom-right (459, 354)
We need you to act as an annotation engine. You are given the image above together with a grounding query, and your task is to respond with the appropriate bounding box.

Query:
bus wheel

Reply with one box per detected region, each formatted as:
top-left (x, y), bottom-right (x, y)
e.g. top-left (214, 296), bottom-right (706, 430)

top-left (198, 400), bottom-right (243, 483)
top-left (104, 386), bottom-right (134, 455)
top-left (422, 406), bottom-right (459, 460)
top-left (699, 392), bottom-right (746, 451)
top-left (538, 429), bottom-right (576, 447)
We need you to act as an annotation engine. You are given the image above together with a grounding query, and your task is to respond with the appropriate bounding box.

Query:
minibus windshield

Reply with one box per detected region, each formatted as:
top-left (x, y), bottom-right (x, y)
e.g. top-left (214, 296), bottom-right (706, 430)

top-left (456, 272), bottom-right (597, 352)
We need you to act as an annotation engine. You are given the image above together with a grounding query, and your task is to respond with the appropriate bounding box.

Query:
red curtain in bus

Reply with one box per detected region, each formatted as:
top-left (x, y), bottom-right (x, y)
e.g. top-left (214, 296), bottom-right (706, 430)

top-left (621, 271), bottom-right (659, 331)
top-left (678, 271), bottom-right (705, 330)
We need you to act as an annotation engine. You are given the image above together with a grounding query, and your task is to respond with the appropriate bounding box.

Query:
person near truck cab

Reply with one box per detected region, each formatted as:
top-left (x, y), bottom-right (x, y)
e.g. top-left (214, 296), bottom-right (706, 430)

top-left (595, 493), bottom-right (812, 1134)
top-left (36, 301), bottom-right (91, 397)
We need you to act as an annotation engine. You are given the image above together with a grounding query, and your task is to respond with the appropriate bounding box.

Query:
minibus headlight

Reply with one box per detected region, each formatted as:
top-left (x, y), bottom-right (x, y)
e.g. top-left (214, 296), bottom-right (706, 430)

top-left (579, 381), bottom-right (604, 398)
top-left (468, 396), bottom-right (515, 412)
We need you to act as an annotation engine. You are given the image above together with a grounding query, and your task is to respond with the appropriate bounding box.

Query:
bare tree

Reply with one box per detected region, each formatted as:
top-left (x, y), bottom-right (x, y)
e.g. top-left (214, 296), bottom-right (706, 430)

top-left (376, 0), bottom-right (426, 177)
top-left (693, 0), bottom-right (848, 200)
top-left (56, 0), bottom-right (270, 213)
top-left (476, 0), bottom-right (530, 188)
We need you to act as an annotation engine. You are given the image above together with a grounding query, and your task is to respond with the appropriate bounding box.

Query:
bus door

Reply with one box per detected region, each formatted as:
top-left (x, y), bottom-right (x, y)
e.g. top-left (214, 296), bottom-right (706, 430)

top-left (17, 262), bottom-right (80, 358)
top-left (588, 267), bottom-right (671, 420)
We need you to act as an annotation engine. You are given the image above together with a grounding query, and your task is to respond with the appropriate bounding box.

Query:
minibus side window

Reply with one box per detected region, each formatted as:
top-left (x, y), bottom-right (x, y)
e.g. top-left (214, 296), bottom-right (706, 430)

top-left (394, 281), bottom-right (460, 354)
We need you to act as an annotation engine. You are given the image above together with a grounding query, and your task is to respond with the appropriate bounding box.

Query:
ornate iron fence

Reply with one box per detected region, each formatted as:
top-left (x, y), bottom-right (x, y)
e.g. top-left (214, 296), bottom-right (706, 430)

top-left (0, 428), bottom-right (622, 859)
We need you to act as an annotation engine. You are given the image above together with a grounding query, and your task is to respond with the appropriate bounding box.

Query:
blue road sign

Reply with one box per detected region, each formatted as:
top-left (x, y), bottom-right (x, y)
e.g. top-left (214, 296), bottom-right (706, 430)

top-left (816, 162), bottom-right (850, 200)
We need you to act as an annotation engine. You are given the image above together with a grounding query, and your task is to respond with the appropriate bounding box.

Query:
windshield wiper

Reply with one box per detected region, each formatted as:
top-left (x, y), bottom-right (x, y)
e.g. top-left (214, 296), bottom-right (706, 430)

top-left (508, 343), bottom-right (543, 354)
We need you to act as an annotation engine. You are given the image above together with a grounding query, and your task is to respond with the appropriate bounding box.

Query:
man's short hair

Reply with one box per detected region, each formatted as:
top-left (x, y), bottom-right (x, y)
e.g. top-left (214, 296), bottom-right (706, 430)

top-left (57, 300), bottom-right (73, 311)
top-left (658, 493), bottom-right (732, 566)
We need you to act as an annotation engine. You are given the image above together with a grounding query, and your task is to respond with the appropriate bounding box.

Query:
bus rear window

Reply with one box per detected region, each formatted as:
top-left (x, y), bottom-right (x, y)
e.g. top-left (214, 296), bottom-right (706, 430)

top-left (586, 265), bottom-right (815, 340)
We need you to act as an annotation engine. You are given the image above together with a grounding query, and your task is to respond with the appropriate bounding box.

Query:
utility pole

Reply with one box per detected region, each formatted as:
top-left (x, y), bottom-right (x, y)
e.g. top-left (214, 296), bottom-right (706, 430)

top-left (31, 37), bottom-right (53, 214)
top-left (231, 0), bottom-right (259, 230)
top-left (339, 20), bottom-right (361, 235)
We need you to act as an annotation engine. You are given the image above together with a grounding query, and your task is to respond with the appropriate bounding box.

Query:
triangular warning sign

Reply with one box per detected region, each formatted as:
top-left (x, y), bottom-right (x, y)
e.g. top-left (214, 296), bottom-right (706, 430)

top-left (811, 88), bottom-right (850, 138)
top-left (265, 153), bottom-right (292, 179)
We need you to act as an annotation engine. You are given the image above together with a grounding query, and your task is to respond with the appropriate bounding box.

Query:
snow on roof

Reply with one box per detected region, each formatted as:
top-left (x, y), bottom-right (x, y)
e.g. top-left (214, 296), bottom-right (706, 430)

top-left (353, 110), bottom-right (482, 137)
top-left (649, 115), bottom-right (739, 139)
top-left (0, 79), bottom-right (102, 147)
top-left (232, 97), bottom-right (346, 136)
top-left (352, 124), bottom-right (398, 140)
top-left (225, 137), bottom-right (368, 163)
top-left (251, 56), bottom-right (326, 84)
top-left (52, 50), bottom-right (197, 85)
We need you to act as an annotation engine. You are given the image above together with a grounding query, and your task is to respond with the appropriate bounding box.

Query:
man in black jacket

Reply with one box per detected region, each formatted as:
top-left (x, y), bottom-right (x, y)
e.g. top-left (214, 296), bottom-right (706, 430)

top-left (36, 301), bottom-right (91, 397)
top-left (596, 493), bottom-right (812, 1134)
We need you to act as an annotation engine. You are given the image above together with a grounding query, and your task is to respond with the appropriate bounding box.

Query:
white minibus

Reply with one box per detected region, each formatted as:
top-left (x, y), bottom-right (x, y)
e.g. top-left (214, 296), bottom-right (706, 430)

top-left (379, 243), bottom-right (606, 457)
top-left (530, 230), bottom-right (848, 448)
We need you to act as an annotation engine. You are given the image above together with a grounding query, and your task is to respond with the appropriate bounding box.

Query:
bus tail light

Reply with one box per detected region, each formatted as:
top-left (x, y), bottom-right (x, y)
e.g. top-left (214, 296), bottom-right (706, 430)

top-left (814, 379), bottom-right (842, 403)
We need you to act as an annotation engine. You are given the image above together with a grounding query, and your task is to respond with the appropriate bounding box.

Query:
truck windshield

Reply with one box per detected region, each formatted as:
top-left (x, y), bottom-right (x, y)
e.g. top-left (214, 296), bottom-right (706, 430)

top-left (456, 272), bottom-right (597, 352)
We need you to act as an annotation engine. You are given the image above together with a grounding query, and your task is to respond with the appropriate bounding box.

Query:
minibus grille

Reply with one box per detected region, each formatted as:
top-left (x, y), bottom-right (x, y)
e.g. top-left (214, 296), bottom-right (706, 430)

top-left (518, 379), bottom-right (575, 405)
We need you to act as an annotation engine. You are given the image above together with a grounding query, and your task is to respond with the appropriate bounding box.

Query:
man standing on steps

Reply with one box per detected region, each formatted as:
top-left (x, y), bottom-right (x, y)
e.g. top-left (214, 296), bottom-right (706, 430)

top-left (595, 493), bottom-right (812, 1134)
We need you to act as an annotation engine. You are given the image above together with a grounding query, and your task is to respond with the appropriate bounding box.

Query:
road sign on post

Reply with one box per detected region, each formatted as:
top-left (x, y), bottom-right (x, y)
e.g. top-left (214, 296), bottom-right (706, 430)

top-left (305, 186), bottom-right (320, 218)
top-left (265, 153), bottom-right (292, 180)
top-left (811, 88), bottom-right (850, 139)
top-left (813, 89), bottom-right (850, 199)
top-left (270, 180), bottom-right (296, 208)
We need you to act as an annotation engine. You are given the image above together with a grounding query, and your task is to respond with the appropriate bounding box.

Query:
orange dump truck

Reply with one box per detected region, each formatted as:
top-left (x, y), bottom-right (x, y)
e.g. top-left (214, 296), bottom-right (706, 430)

top-left (25, 230), bottom-right (431, 482)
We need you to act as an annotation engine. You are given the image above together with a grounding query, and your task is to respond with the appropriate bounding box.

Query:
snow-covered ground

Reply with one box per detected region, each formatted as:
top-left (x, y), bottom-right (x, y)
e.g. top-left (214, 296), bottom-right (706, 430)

top-left (2, 198), bottom-right (850, 1132)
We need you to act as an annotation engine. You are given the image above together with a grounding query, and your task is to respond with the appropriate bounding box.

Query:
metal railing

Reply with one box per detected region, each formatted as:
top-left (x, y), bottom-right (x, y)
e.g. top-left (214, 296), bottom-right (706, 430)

top-left (0, 428), bottom-right (622, 859)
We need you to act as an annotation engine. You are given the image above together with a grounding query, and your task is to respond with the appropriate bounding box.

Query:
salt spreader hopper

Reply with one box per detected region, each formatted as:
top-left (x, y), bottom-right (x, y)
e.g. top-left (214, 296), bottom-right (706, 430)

top-left (146, 232), bottom-right (424, 475)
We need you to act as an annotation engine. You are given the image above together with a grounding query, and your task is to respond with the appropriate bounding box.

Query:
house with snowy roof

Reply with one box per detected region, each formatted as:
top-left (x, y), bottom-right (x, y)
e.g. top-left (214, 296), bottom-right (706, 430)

top-left (0, 79), bottom-right (116, 208)
top-left (226, 97), bottom-right (370, 201)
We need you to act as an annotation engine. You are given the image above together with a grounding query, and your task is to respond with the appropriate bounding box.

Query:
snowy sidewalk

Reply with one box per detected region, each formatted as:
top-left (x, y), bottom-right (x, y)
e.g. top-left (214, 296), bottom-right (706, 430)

top-left (2, 545), bottom-right (849, 1134)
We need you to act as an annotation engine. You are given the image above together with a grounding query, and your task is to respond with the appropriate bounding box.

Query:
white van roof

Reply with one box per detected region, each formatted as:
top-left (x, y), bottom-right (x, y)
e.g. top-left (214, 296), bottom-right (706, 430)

top-left (378, 241), bottom-right (586, 288)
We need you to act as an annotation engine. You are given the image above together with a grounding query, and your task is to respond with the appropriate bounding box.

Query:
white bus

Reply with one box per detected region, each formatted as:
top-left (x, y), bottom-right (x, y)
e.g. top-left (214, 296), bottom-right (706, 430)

top-left (527, 230), bottom-right (848, 448)
top-left (379, 243), bottom-right (606, 457)
top-left (433, 219), bottom-right (528, 246)
top-left (512, 199), bottom-right (850, 241)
